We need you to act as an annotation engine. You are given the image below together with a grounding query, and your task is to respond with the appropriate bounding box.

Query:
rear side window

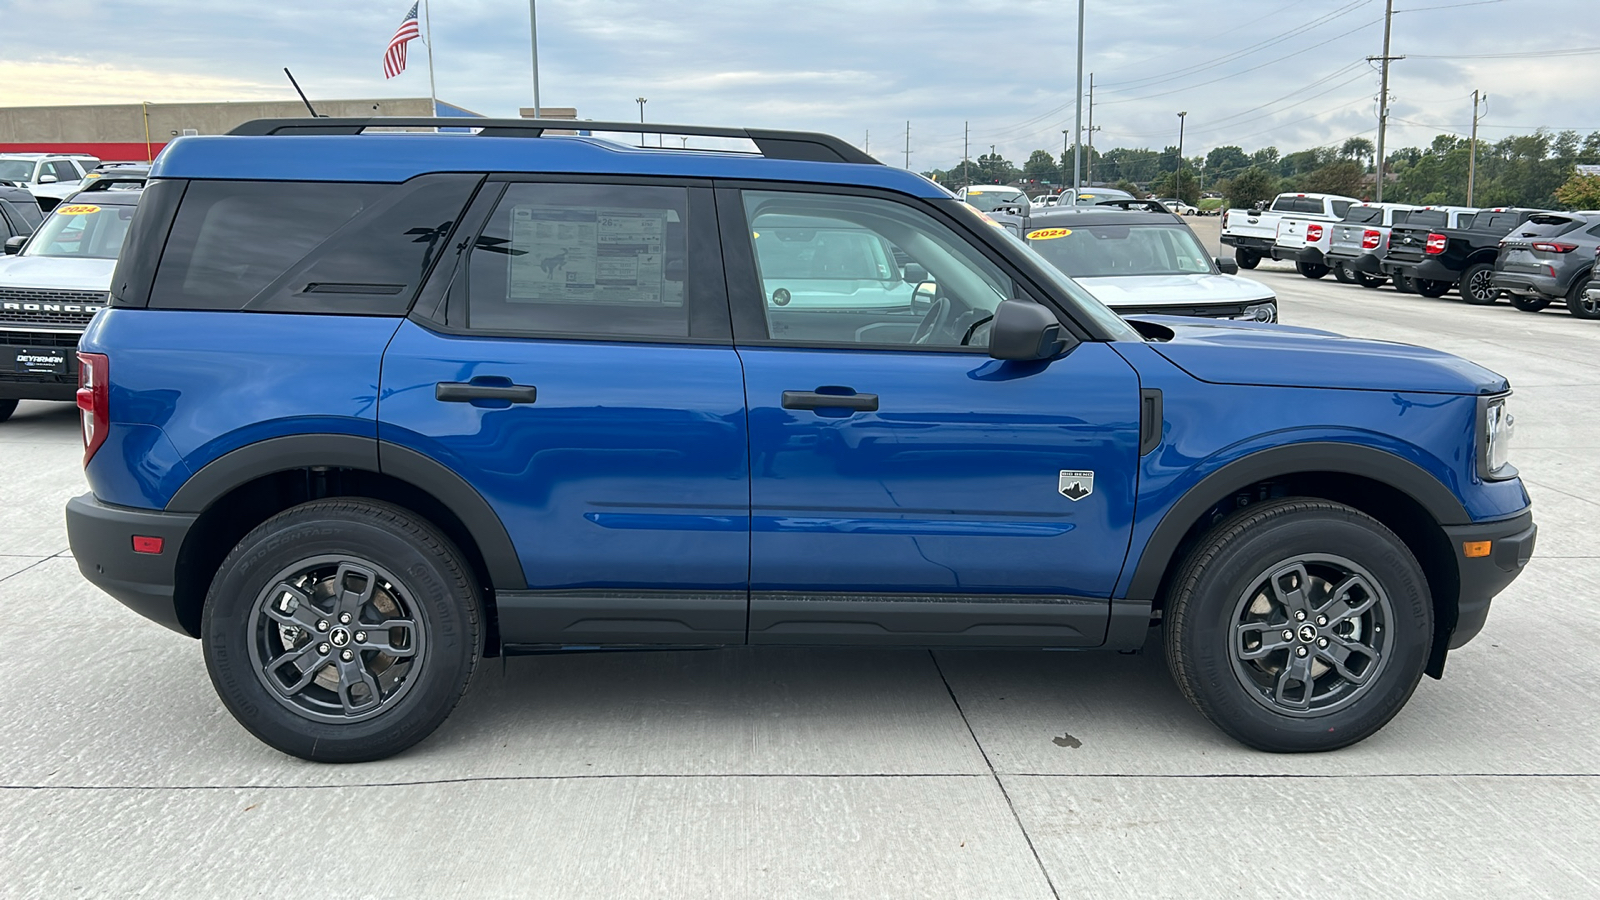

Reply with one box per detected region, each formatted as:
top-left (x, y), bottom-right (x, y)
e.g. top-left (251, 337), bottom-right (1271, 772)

top-left (151, 176), bottom-right (478, 314)
top-left (1390, 209), bottom-right (1411, 225)
top-left (464, 182), bottom-right (690, 338)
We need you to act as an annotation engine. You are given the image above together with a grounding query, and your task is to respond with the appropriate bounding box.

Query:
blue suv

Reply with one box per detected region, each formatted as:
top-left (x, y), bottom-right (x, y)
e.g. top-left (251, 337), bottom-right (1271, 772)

top-left (66, 118), bottom-right (1536, 762)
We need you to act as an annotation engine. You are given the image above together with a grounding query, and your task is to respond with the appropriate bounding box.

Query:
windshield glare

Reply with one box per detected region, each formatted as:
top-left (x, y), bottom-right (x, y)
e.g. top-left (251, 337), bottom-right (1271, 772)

top-left (1028, 224), bottom-right (1213, 278)
top-left (964, 189), bottom-right (1027, 212)
top-left (0, 160), bottom-right (35, 183)
top-left (25, 202), bottom-right (136, 260)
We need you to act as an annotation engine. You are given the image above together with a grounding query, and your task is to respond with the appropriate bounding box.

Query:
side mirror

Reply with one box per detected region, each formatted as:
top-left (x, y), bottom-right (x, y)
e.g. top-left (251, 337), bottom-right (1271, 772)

top-left (902, 262), bottom-right (928, 284)
top-left (37, 175), bottom-right (58, 184)
top-left (989, 299), bottom-right (1070, 361)
top-left (1216, 256), bottom-right (1239, 275)
top-left (3, 235), bottom-right (25, 255)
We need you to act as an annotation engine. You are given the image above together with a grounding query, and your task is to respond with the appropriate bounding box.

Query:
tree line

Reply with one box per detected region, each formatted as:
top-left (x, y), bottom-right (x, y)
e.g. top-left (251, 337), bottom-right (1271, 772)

top-left (924, 129), bottom-right (1600, 211)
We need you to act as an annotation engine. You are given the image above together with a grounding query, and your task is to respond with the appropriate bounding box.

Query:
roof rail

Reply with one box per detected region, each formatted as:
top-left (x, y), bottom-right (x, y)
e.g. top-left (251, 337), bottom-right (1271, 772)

top-left (225, 117), bottom-right (881, 166)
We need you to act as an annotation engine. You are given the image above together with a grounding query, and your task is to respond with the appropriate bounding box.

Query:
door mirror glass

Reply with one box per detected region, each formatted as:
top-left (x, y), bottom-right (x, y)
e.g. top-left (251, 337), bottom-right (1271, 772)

top-left (1216, 256), bottom-right (1239, 275)
top-left (989, 299), bottom-right (1069, 361)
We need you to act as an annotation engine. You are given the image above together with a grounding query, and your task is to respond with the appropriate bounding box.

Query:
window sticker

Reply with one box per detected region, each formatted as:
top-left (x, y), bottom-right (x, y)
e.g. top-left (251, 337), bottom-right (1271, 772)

top-left (55, 204), bottom-right (102, 216)
top-left (508, 206), bottom-right (676, 305)
top-left (1027, 228), bottom-right (1072, 240)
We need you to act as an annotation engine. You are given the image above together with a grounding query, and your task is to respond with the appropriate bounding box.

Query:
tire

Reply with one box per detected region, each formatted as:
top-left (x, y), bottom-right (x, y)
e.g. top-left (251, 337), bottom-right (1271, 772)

top-left (1332, 262), bottom-right (1355, 284)
top-left (1565, 274), bottom-right (1599, 319)
top-left (1356, 273), bottom-right (1385, 289)
top-left (202, 498), bottom-right (482, 763)
top-left (1415, 279), bottom-right (1452, 298)
top-left (1510, 294), bottom-right (1552, 313)
top-left (1295, 262), bottom-right (1329, 280)
top-left (1393, 273), bottom-right (1415, 294)
top-left (1235, 249), bottom-right (1260, 270)
top-left (1460, 263), bottom-right (1498, 305)
top-left (1164, 498), bottom-right (1432, 753)
top-left (0, 399), bottom-right (16, 423)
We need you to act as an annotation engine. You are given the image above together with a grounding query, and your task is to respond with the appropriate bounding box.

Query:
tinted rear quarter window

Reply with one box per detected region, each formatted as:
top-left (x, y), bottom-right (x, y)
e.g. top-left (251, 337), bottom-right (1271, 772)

top-left (1343, 207), bottom-right (1383, 225)
top-left (1408, 211), bottom-right (1447, 228)
top-left (1330, 200), bottom-right (1353, 218)
top-left (151, 176), bottom-right (478, 314)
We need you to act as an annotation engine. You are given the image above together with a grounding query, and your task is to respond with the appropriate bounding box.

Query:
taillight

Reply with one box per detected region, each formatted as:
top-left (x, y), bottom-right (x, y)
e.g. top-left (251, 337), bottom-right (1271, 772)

top-left (1531, 241), bottom-right (1578, 253)
top-left (1306, 224), bottom-right (1324, 242)
top-left (1362, 229), bottom-right (1382, 250)
top-left (76, 351), bottom-right (108, 466)
top-left (1425, 233), bottom-right (1448, 254)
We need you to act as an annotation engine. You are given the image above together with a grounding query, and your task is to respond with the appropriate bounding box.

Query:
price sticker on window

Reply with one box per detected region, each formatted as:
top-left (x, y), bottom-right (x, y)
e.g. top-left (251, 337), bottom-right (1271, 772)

top-left (1026, 228), bottom-right (1072, 240)
top-left (55, 204), bottom-right (102, 216)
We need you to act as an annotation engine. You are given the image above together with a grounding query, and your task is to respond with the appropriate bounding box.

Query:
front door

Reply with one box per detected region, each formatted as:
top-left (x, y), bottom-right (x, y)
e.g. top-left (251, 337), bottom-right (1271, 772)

top-left (379, 179), bottom-right (748, 646)
top-left (723, 188), bottom-right (1142, 646)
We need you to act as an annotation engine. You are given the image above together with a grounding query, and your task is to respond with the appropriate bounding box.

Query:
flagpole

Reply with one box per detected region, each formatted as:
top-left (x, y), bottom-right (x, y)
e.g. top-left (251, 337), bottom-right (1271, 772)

top-left (423, 0), bottom-right (438, 115)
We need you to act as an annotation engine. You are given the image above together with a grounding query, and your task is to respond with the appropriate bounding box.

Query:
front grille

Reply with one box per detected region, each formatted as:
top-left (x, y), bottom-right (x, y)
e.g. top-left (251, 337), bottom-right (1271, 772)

top-left (0, 287), bottom-right (108, 330)
top-left (0, 331), bottom-right (81, 348)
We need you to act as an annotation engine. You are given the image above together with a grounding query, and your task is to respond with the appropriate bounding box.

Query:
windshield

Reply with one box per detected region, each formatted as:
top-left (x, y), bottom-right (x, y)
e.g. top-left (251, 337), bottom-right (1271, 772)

top-left (988, 223), bottom-right (1144, 341)
top-left (1026, 223), bottom-right (1213, 278)
top-left (1075, 190), bottom-right (1132, 206)
top-left (1343, 207), bottom-right (1385, 224)
top-left (24, 201), bottom-right (136, 259)
top-left (963, 189), bottom-right (1028, 212)
top-left (0, 160), bottom-right (35, 183)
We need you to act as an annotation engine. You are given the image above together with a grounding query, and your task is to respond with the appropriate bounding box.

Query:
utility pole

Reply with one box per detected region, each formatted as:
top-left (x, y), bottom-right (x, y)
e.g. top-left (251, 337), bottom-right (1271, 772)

top-left (1085, 72), bottom-right (1096, 185)
top-left (1177, 111), bottom-right (1188, 200)
top-left (1062, 130), bottom-right (1071, 195)
top-left (963, 121), bottom-right (970, 187)
top-left (904, 121), bottom-right (912, 170)
top-left (1072, 0), bottom-right (1086, 192)
top-left (528, 1), bottom-right (541, 116)
top-left (636, 97), bottom-right (647, 147)
top-left (1468, 91), bottom-right (1488, 205)
top-left (1370, 0), bottom-right (1403, 202)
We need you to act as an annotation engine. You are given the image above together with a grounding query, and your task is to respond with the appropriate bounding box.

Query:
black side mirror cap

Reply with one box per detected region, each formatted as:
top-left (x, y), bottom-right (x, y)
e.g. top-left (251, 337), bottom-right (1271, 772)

top-left (903, 262), bottom-right (928, 284)
top-left (1216, 256), bottom-right (1239, 275)
top-left (989, 299), bottom-right (1072, 361)
top-left (3, 235), bottom-right (25, 255)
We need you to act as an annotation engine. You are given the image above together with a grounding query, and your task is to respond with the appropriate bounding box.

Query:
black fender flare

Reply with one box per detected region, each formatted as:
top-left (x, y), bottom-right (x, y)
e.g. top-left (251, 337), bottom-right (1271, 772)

top-left (166, 433), bottom-right (526, 590)
top-left (1124, 441), bottom-right (1469, 601)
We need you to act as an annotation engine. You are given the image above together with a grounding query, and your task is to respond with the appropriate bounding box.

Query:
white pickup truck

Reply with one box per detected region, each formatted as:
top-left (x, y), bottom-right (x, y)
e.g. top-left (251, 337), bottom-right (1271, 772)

top-left (1221, 192), bottom-right (1359, 271)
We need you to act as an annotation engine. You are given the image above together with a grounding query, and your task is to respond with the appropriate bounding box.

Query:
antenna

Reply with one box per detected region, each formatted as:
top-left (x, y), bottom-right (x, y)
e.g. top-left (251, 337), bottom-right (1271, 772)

top-left (283, 68), bottom-right (321, 117)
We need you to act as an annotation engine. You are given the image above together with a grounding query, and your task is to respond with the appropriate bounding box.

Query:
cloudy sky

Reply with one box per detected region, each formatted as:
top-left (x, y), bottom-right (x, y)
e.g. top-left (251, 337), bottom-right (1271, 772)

top-left (5, 0), bottom-right (1599, 169)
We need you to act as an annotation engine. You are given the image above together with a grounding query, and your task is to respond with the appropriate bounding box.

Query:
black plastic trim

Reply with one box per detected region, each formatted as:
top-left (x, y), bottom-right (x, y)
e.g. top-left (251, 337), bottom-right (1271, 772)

top-left (748, 592), bottom-right (1107, 647)
top-left (1125, 442), bottom-right (1474, 601)
top-left (66, 493), bottom-right (197, 635)
top-left (1139, 388), bottom-right (1163, 456)
top-left (1442, 512), bottom-right (1536, 651)
top-left (108, 179), bottom-right (187, 309)
top-left (497, 589), bottom-right (747, 647)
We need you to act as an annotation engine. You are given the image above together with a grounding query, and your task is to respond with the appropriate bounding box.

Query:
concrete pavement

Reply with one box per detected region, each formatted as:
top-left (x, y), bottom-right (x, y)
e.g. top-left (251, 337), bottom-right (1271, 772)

top-left (2, 266), bottom-right (1597, 898)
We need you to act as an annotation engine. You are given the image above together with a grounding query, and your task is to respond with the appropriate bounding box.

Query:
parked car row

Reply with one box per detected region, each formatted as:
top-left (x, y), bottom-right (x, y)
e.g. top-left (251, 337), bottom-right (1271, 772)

top-left (1224, 191), bottom-right (1600, 319)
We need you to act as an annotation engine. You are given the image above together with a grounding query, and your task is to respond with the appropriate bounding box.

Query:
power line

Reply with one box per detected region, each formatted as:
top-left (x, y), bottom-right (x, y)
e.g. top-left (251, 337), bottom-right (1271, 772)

top-left (1408, 45), bottom-right (1600, 59)
top-left (1106, 61), bottom-right (1371, 138)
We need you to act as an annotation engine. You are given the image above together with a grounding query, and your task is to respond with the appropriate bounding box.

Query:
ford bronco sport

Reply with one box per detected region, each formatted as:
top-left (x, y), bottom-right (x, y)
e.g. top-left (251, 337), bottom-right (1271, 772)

top-left (66, 118), bottom-right (1536, 762)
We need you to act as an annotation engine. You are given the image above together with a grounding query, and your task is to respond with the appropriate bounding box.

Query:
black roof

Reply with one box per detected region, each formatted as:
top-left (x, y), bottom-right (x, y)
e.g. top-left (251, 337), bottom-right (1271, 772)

top-left (0, 185), bottom-right (33, 204)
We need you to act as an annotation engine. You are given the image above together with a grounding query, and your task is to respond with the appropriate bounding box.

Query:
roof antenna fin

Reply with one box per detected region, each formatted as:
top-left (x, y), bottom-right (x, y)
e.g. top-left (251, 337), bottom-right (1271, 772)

top-left (283, 68), bottom-right (322, 117)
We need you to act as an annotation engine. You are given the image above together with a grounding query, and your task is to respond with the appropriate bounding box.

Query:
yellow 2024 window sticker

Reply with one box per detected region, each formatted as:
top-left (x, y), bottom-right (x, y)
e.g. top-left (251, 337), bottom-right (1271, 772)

top-left (55, 204), bottom-right (102, 216)
top-left (1026, 227), bottom-right (1072, 240)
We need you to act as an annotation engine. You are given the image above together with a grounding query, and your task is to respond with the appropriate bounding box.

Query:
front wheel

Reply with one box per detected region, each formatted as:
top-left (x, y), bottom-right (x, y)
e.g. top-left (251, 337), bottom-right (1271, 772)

top-left (1235, 249), bottom-right (1260, 270)
top-left (1164, 498), bottom-right (1432, 753)
top-left (1392, 273), bottom-right (1415, 294)
top-left (1296, 262), bottom-right (1329, 280)
top-left (1332, 262), bottom-right (1356, 284)
top-left (1460, 263), bottom-right (1498, 305)
top-left (1415, 279), bottom-right (1453, 298)
top-left (202, 499), bottom-right (482, 762)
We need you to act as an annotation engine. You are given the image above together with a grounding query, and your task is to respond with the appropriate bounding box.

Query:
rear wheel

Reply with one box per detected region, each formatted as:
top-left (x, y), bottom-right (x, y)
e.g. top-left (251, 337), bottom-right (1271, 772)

top-left (1510, 294), bottom-right (1552, 313)
top-left (1356, 272), bottom-right (1385, 289)
top-left (1236, 249), bottom-right (1261, 270)
top-left (0, 399), bottom-right (16, 423)
top-left (1565, 274), bottom-right (1599, 319)
top-left (1415, 279), bottom-right (1452, 298)
top-left (1296, 262), bottom-right (1329, 280)
top-left (1392, 273), bottom-right (1415, 294)
top-left (1164, 498), bottom-right (1432, 753)
top-left (202, 499), bottom-right (482, 762)
top-left (1332, 262), bottom-right (1356, 284)
top-left (1460, 263), bottom-right (1498, 305)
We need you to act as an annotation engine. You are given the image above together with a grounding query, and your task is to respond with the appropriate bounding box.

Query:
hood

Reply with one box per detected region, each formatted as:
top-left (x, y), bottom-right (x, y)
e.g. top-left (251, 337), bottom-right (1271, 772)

top-left (1134, 316), bottom-right (1509, 395)
top-left (1075, 273), bottom-right (1274, 308)
top-left (0, 255), bottom-right (117, 291)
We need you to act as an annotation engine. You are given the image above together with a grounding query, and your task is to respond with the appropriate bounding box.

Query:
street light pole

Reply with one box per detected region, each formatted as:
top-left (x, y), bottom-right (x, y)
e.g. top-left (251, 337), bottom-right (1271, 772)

top-left (1177, 111), bottom-right (1187, 201)
top-left (1072, 0), bottom-right (1085, 192)
top-left (528, 1), bottom-right (541, 116)
top-left (636, 97), bottom-right (646, 147)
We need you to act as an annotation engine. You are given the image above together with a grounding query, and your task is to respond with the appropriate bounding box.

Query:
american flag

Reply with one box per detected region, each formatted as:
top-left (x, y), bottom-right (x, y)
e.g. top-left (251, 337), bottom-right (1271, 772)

top-left (383, 3), bottom-right (421, 79)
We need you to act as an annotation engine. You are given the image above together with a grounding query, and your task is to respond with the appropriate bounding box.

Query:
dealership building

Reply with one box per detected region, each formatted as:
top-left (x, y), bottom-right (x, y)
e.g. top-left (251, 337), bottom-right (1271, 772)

top-left (0, 99), bottom-right (578, 162)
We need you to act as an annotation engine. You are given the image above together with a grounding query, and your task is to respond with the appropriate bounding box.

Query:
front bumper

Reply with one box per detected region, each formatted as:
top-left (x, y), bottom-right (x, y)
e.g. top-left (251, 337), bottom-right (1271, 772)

top-left (0, 335), bottom-right (80, 401)
top-left (1119, 300), bottom-right (1277, 322)
top-left (1441, 511), bottom-right (1536, 649)
top-left (65, 493), bottom-right (197, 636)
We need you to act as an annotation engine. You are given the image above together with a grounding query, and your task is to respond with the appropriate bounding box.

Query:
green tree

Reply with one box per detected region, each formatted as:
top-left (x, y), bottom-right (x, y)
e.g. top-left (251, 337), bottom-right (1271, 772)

top-left (1555, 173), bottom-right (1600, 210)
top-left (1205, 145), bottom-right (1251, 180)
top-left (1022, 149), bottom-right (1060, 182)
top-left (1222, 167), bottom-right (1278, 209)
top-left (1251, 147), bottom-right (1280, 170)
top-left (1340, 137), bottom-right (1375, 167)
top-left (1301, 160), bottom-right (1368, 199)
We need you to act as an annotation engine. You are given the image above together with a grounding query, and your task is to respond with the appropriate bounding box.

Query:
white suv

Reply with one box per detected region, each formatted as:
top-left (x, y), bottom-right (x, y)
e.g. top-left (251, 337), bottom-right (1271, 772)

top-left (0, 154), bottom-right (101, 211)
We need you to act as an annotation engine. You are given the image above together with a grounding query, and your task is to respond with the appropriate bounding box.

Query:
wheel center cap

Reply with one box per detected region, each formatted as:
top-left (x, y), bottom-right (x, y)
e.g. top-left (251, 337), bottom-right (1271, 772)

top-left (330, 627), bottom-right (351, 648)
top-left (1298, 624), bottom-right (1318, 643)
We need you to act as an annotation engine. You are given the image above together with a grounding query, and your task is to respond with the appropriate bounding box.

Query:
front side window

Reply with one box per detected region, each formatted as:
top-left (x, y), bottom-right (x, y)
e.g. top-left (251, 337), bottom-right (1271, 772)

top-left (465, 182), bottom-right (689, 338)
top-left (44, 161), bottom-right (79, 182)
top-left (1027, 223), bottom-right (1212, 278)
top-left (743, 190), bottom-right (1009, 349)
top-left (26, 201), bottom-right (135, 259)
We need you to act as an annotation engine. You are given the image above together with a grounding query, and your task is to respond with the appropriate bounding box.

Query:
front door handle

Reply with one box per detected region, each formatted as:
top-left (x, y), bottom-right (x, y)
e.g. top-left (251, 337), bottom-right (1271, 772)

top-left (436, 382), bottom-right (538, 404)
top-left (781, 390), bottom-right (878, 412)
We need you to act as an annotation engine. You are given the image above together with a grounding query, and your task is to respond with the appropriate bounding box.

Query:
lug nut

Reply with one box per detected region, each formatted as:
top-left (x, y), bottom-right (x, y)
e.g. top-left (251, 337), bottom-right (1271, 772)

top-left (1296, 647), bottom-right (1308, 657)
top-left (317, 643), bottom-right (330, 655)
top-left (1282, 630), bottom-right (1294, 641)
top-left (341, 649), bottom-right (353, 662)
top-left (1318, 638), bottom-right (1329, 648)
top-left (1316, 615), bottom-right (1327, 626)
top-left (316, 620), bottom-right (328, 632)
top-left (355, 631), bottom-right (367, 643)
top-left (339, 612), bottom-right (352, 625)
top-left (1295, 611), bottom-right (1307, 622)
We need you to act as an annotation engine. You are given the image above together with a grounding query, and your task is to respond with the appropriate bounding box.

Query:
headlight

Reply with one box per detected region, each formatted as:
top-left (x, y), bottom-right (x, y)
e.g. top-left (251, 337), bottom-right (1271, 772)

top-left (1479, 394), bottom-right (1515, 480)
top-left (1236, 302), bottom-right (1277, 323)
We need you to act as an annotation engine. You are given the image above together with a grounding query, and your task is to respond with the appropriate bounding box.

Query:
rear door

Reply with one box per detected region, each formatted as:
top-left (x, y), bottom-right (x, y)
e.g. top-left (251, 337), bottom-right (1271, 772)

top-left (720, 186), bottom-right (1141, 647)
top-left (378, 177), bottom-right (749, 646)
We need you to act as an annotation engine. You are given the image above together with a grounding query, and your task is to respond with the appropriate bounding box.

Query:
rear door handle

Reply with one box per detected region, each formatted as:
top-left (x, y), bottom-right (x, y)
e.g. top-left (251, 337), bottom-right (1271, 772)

top-left (781, 390), bottom-right (878, 412)
top-left (435, 382), bottom-right (538, 404)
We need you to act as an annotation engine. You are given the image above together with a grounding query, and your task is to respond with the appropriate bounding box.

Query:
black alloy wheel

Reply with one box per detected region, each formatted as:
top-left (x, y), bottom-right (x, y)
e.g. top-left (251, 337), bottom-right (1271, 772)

top-left (1566, 274), bottom-right (1600, 319)
top-left (1164, 498), bottom-right (1431, 752)
top-left (1460, 263), bottom-right (1499, 305)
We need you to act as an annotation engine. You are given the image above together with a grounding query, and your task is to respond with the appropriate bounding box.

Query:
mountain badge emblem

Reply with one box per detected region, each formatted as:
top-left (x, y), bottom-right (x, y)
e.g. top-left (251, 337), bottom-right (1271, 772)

top-left (1058, 470), bottom-right (1094, 501)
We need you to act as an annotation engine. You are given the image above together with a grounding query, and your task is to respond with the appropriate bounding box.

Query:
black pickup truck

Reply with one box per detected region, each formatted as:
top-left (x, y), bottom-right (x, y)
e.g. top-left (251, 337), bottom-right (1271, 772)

top-left (1383, 208), bottom-right (1544, 303)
